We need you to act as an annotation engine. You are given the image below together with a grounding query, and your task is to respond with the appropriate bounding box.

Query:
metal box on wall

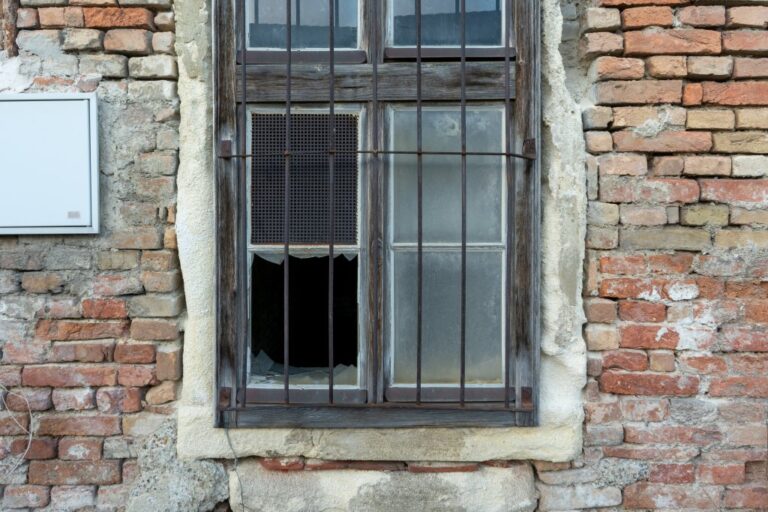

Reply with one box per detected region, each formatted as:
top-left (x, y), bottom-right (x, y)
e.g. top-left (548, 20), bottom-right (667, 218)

top-left (0, 93), bottom-right (99, 235)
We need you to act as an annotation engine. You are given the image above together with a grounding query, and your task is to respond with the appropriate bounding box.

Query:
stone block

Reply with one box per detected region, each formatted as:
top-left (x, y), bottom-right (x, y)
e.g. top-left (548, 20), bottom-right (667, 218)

top-left (62, 28), bottom-right (103, 51)
top-left (79, 54), bottom-right (127, 77)
top-left (129, 55), bottom-right (178, 79)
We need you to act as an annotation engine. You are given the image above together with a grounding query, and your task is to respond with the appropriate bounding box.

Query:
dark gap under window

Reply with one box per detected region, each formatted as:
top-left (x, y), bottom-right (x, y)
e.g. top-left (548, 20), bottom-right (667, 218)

top-left (251, 254), bottom-right (358, 385)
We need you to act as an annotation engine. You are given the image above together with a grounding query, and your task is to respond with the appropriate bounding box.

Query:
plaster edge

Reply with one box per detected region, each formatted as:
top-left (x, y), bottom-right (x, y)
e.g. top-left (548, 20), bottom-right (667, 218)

top-left (175, 0), bottom-right (586, 462)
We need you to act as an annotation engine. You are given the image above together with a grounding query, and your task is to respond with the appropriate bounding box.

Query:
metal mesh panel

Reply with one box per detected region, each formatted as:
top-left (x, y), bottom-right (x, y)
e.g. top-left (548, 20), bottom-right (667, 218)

top-left (251, 113), bottom-right (358, 245)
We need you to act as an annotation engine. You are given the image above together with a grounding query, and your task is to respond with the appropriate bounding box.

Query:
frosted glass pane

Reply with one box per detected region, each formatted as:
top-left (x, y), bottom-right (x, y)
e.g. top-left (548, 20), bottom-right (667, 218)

top-left (391, 0), bottom-right (502, 47)
top-left (250, 0), bottom-right (358, 49)
top-left (390, 108), bottom-right (504, 244)
top-left (390, 251), bottom-right (503, 385)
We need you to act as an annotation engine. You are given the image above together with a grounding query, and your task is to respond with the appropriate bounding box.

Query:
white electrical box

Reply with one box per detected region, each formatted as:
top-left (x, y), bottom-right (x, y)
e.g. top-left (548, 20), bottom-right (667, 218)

top-left (0, 93), bottom-right (99, 235)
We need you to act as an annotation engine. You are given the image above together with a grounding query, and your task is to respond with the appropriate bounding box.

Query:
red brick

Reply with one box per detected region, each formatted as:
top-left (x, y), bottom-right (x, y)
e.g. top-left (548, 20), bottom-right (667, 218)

top-left (622, 7), bottom-right (673, 29)
top-left (649, 463), bottom-right (695, 483)
top-left (603, 349), bottom-right (648, 371)
top-left (679, 354), bottom-right (727, 374)
top-left (678, 6), bottom-right (725, 28)
top-left (613, 130), bottom-right (712, 153)
top-left (648, 253), bottom-right (694, 274)
top-left (50, 341), bottom-right (114, 363)
top-left (23, 365), bottom-right (116, 387)
top-left (259, 457), bottom-right (305, 471)
top-left (721, 325), bottom-right (768, 351)
top-left (113, 343), bottom-right (155, 363)
top-left (599, 255), bottom-right (646, 275)
top-left (29, 460), bottom-right (121, 485)
top-left (96, 387), bottom-right (142, 413)
top-left (620, 324), bottom-right (678, 349)
top-left (9, 437), bottom-right (57, 459)
top-left (0, 366), bottom-right (22, 387)
top-left (624, 29), bottom-right (722, 56)
top-left (118, 365), bottom-right (157, 386)
top-left (700, 179), bottom-right (768, 207)
top-left (703, 81), bottom-right (768, 106)
top-left (582, 32), bottom-right (624, 57)
top-left (595, 80), bottom-right (682, 105)
top-left (82, 299), bottom-right (127, 319)
top-left (620, 398), bottom-right (669, 422)
top-left (723, 485), bottom-right (768, 509)
top-left (698, 464), bottom-right (746, 484)
top-left (36, 319), bottom-right (128, 341)
top-left (604, 445), bottom-right (698, 462)
top-left (59, 437), bottom-right (102, 461)
top-left (734, 58), bottom-right (768, 78)
top-left (710, 377), bottom-right (768, 398)
top-left (2, 485), bottom-right (50, 508)
top-left (83, 7), bottom-right (154, 29)
top-left (585, 298), bottom-right (618, 323)
top-left (626, 425), bottom-right (722, 445)
top-left (599, 371), bottom-right (699, 396)
top-left (683, 83), bottom-right (703, 106)
top-left (728, 354), bottom-right (768, 376)
top-left (723, 31), bottom-right (768, 54)
top-left (619, 301), bottom-right (666, 322)
top-left (649, 350), bottom-right (675, 372)
top-left (156, 348), bottom-right (182, 381)
top-left (727, 7), bottom-right (768, 29)
top-left (624, 482), bottom-right (722, 509)
top-left (36, 414), bottom-right (121, 436)
top-left (129, 318), bottom-right (179, 341)
top-left (590, 57), bottom-right (645, 80)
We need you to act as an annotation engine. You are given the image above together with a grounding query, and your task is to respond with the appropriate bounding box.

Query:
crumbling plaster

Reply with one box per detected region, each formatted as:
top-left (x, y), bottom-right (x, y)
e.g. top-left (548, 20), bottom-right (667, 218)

top-left (175, 0), bottom-right (587, 462)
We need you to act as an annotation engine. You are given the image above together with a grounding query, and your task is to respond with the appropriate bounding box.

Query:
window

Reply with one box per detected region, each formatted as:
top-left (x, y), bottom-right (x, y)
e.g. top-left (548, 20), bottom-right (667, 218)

top-left (215, 0), bottom-right (540, 427)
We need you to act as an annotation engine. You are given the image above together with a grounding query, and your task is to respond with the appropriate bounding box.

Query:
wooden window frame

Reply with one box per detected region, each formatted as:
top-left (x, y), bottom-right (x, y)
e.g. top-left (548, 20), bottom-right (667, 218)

top-left (214, 0), bottom-right (541, 429)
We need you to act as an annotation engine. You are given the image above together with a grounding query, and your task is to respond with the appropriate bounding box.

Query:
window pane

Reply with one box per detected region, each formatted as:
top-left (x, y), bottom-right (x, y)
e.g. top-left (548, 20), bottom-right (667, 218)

top-left (250, 0), bottom-right (359, 49)
top-left (389, 251), bottom-right (504, 385)
top-left (390, 107), bottom-right (504, 244)
top-left (390, 0), bottom-right (502, 47)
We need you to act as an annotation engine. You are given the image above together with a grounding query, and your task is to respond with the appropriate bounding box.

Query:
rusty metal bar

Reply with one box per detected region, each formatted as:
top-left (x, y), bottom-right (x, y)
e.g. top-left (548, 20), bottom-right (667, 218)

top-left (370, 0), bottom-right (380, 404)
top-left (416, 0), bottom-right (423, 405)
top-left (223, 149), bottom-right (535, 159)
top-left (283, 0), bottom-right (292, 404)
top-left (328, 0), bottom-right (336, 404)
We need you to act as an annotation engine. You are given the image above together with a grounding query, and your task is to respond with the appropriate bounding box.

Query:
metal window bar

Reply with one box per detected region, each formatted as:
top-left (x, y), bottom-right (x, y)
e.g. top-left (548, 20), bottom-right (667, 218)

top-left (228, 0), bottom-right (537, 419)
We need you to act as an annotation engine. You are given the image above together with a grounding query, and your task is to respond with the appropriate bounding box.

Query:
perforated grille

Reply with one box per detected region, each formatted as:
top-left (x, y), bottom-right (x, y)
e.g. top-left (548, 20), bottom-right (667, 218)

top-left (251, 113), bottom-right (359, 245)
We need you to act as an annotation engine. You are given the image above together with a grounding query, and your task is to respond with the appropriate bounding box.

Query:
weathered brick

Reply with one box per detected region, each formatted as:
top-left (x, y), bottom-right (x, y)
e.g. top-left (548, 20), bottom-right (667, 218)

top-left (582, 32), bottom-right (623, 57)
top-left (649, 463), bottom-right (694, 483)
top-left (600, 372), bottom-right (699, 396)
top-left (621, 227), bottom-right (710, 251)
top-left (595, 80), bottom-right (682, 105)
top-left (129, 318), bottom-right (179, 340)
top-left (82, 298), bottom-right (127, 319)
top-left (612, 106), bottom-right (686, 129)
top-left (156, 347), bottom-right (181, 380)
top-left (686, 109), bottom-right (735, 130)
top-left (734, 57), bottom-right (768, 79)
top-left (703, 81), bottom-right (768, 106)
top-left (681, 204), bottom-right (729, 226)
top-left (678, 6), bottom-right (725, 28)
top-left (646, 55), bottom-right (686, 78)
top-left (687, 56), bottom-right (733, 79)
top-left (589, 56), bottom-right (644, 81)
top-left (622, 7), bottom-right (673, 29)
top-left (723, 31), bottom-right (768, 54)
top-left (585, 298), bottom-right (618, 323)
top-left (585, 8), bottom-right (621, 32)
top-left (620, 205), bottom-right (667, 226)
top-left (736, 108), bottom-right (768, 129)
top-left (52, 388), bottom-right (96, 411)
top-left (36, 414), bottom-right (121, 436)
top-left (96, 387), bottom-right (142, 413)
top-left (29, 460), bottom-right (121, 485)
top-left (59, 437), bottom-right (102, 460)
top-left (36, 319), bottom-right (128, 340)
top-left (50, 340), bottom-right (113, 363)
top-left (2, 485), bottom-right (50, 508)
top-left (603, 350), bottom-right (648, 371)
top-left (113, 343), bottom-right (155, 363)
top-left (701, 179), bottom-right (768, 207)
top-left (585, 324), bottom-right (620, 351)
top-left (83, 7), bottom-right (153, 29)
top-left (62, 27), bottom-right (102, 50)
top-left (624, 29), bottom-right (722, 56)
top-left (728, 6), bottom-right (768, 29)
top-left (614, 131), bottom-right (712, 153)
top-left (683, 155), bottom-right (731, 176)
top-left (619, 301), bottom-right (666, 322)
top-left (23, 365), bottom-right (117, 387)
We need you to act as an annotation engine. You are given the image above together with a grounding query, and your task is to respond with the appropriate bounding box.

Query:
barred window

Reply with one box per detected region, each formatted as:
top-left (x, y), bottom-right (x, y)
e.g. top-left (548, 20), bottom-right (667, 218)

top-left (215, 0), bottom-right (541, 428)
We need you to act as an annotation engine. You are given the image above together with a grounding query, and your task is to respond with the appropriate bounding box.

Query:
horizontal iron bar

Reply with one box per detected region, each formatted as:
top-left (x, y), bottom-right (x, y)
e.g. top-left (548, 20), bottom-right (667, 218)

top-left (220, 149), bottom-right (536, 160)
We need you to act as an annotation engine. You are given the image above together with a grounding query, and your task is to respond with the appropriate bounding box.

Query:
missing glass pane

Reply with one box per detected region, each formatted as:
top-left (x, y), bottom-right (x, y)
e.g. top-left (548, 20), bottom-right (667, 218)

top-left (250, 0), bottom-right (359, 49)
top-left (391, 0), bottom-right (502, 47)
top-left (250, 254), bottom-right (359, 386)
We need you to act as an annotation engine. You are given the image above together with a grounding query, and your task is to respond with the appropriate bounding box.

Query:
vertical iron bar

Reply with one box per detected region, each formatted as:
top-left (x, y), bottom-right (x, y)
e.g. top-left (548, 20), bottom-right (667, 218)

top-left (370, 0), bottom-right (380, 404)
top-left (335, 0), bottom-right (340, 29)
top-left (254, 0), bottom-right (259, 25)
top-left (296, 0), bottom-right (301, 29)
top-left (416, 0), bottom-right (423, 405)
top-left (328, 0), bottom-right (336, 404)
top-left (283, 0), bottom-right (292, 404)
top-left (513, 0), bottom-right (523, 419)
top-left (503, 0), bottom-right (514, 409)
top-left (459, 0), bottom-right (467, 406)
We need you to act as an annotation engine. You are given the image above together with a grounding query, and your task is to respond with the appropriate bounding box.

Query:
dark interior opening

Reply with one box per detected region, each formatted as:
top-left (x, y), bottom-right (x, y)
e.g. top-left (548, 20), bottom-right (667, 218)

top-left (251, 254), bottom-right (358, 381)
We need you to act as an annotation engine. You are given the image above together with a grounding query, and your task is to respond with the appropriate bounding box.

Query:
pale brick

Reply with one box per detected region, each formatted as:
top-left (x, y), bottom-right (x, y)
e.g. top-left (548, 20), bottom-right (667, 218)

top-left (582, 32), bottom-right (623, 57)
top-left (586, 131), bottom-right (613, 153)
top-left (733, 155), bottom-right (768, 177)
top-left (647, 56), bottom-right (687, 78)
top-left (62, 28), bottom-right (102, 51)
top-left (620, 205), bottom-right (667, 226)
top-left (585, 8), bottom-right (621, 32)
top-left (17, 8), bottom-right (40, 28)
top-left (79, 54), bottom-right (127, 77)
top-left (713, 132), bottom-right (768, 154)
top-left (598, 153), bottom-right (647, 176)
top-left (687, 56), bottom-right (733, 79)
top-left (587, 226), bottom-right (619, 249)
top-left (589, 57), bottom-right (644, 81)
top-left (681, 204), bottom-right (730, 226)
top-left (154, 11), bottom-right (174, 31)
top-left (127, 293), bottom-right (184, 317)
top-left (97, 251), bottom-right (139, 270)
top-left (612, 106), bottom-right (686, 129)
top-left (678, 6), bottom-right (726, 28)
top-left (585, 324), bottom-right (620, 351)
top-left (583, 106), bottom-right (613, 129)
top-left (621, 227), bottom-right (711, 251)
top-left (683, 155), bottom-right (731, 176)
top-left (588, 202), bottom-right (619, 225)
top-left (151, 31), bottom-right (174, 54)
top-left (595, 80), bottom-right (683, 106)
top-left (731, 208), bottom-right (768, 225)
top-left (736, 108), bottom-right (768, 129)
top-left (715, 230), bottom-right (768, 249)
top-left (686, 109), bottom-right (735, 130)
top-left (128, 55), bottom-right (178, 79)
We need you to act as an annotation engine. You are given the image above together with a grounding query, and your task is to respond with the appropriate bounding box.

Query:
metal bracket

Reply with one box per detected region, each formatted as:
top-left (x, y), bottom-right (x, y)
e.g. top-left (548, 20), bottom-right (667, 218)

top-left (523, 138), bottom-right (537, 160)
top-left (218, 387), bottom-right (232, 410)
top-left (219, 139), bottom-right (233, 159)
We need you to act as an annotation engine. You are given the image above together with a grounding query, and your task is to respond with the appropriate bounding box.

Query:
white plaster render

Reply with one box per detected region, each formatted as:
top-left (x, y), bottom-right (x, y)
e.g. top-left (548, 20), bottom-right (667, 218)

top-left (176, 0), bottom-right (587, 462)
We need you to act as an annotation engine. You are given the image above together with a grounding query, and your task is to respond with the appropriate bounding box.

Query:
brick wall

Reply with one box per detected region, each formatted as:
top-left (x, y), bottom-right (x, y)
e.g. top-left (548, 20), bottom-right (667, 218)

top-left (558, 1), bottom-right (768, 509)
top-left (0, 0), bottom-right (181, 509)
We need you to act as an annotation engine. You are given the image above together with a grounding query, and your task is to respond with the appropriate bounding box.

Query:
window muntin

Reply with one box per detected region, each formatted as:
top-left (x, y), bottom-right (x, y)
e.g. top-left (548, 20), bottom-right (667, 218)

top-left (248, 0), bottom-right (361, 50)
top-left (388, 0), bottom-right (504, 48)
top-left (385, 105), bottom-right (507, 394)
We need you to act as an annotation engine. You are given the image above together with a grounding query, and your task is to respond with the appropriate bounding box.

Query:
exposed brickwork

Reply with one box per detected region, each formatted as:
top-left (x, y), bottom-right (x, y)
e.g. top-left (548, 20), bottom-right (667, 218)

top-left (574, 1), bottom-right (768, 509)
top-left (0, 0), bottom-right (179, 507)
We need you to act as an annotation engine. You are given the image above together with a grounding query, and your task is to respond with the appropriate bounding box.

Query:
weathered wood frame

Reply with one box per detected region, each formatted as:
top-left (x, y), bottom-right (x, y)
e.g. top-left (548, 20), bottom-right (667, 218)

top-left (215, 0), bottom-right (541, 428)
